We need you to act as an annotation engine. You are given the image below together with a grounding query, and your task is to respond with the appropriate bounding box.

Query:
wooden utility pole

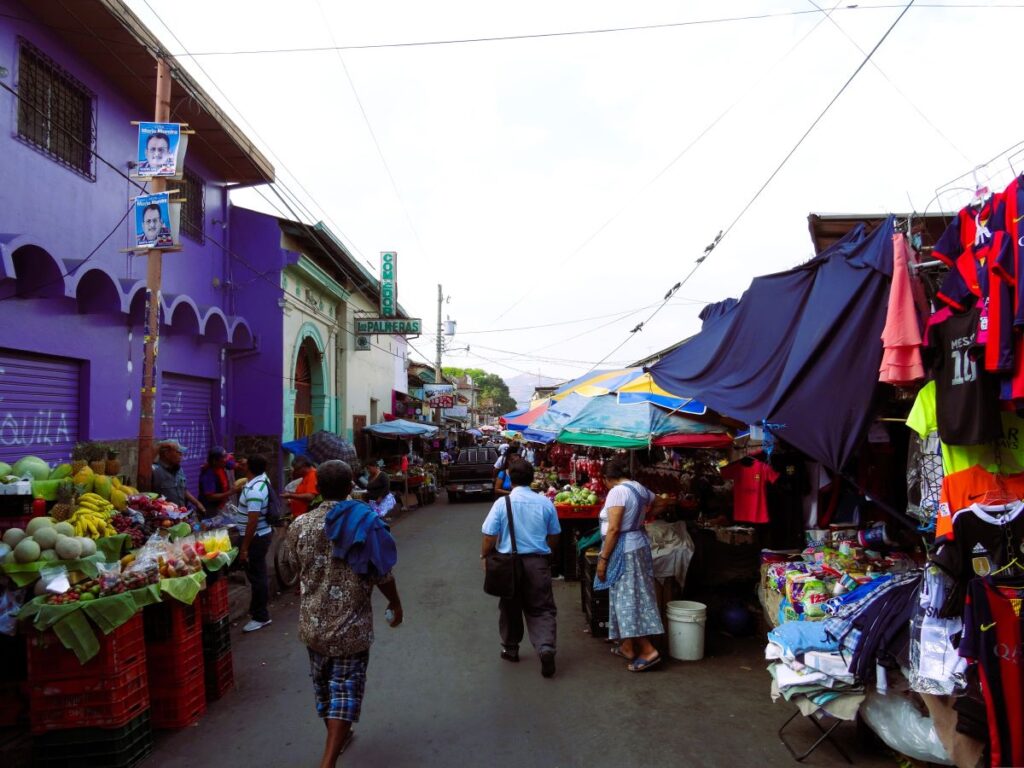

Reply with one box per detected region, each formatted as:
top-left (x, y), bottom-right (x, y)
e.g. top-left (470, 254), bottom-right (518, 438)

top-left (135, 58), bottom-right (172, 491)
top-left (434, 283), bottom-right (443, 424)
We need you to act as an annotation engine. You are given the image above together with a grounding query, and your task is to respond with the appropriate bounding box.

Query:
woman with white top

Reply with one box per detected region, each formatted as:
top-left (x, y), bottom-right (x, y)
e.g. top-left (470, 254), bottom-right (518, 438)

top-left (594, 459), bottom-right (664, 671)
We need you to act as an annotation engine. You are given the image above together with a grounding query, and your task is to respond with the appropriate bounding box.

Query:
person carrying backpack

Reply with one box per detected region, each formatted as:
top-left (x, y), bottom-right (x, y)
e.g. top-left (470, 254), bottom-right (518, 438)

top-left (238, 454), bottom-right (275, 633)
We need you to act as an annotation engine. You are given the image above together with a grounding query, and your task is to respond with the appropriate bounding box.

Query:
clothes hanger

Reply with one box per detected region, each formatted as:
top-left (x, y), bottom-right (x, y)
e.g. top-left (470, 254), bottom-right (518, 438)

top-left (969, 166), bottom-right (992, 208)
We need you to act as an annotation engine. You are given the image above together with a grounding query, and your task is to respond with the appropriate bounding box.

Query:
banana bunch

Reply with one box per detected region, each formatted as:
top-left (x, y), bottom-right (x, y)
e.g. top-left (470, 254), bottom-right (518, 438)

top-left (71, 494), bottom-right (117, 539)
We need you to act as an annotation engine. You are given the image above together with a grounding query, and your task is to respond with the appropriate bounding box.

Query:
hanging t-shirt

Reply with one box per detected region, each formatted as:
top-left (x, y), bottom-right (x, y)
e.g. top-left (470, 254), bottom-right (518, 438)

top-left (907, 382), bottom-right (1024, 475)
top-left (924, 308), bottom-right (1002, 445)
top-left (720, 459), bottom-right (779, 524)
top-left (930, 501), bottom-right (1024, 617)
top-left (938, 231), bottom-right (1014, 372)
top-left (959, 577), bottom-right (1024, 768)
top-left (937, 464), bottom-right (1024, 541)
top-left (932, 195), bottom-right (1002, 267)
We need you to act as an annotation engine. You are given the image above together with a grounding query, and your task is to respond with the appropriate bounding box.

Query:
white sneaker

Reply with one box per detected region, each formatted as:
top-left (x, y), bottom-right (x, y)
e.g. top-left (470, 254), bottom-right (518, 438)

top-left (243, 619), bottom-right (272, 633)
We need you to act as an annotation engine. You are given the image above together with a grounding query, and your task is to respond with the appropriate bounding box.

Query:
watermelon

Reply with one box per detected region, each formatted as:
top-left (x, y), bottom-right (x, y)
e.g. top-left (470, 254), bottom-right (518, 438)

top-left (12, 456), bottom-right (50, 481)
top-left (0, 462), bottom-right (11, 477)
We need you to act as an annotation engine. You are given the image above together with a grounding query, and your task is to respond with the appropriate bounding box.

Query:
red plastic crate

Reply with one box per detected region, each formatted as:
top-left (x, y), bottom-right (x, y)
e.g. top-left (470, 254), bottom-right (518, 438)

top-left (203, 651), bottom-right (233, 701)
top-left (143, 602), bottom-right (199, 644)
top-left (0, 513), bottom-right (33, 535)
top-left (0, 680), bottom-right (28, 726)
top-left (29, 658), bottom-right (149, 734)
top-left (198, 579), bottom-right (229, 623)
top-left (150, 678), bottom-right (206, 730)
top-left (28, 615), bottom-right (145, 681)
top-left (146, 633), bottom-right (203, 683)
top-left (554, 503), bottom-right (601, 519)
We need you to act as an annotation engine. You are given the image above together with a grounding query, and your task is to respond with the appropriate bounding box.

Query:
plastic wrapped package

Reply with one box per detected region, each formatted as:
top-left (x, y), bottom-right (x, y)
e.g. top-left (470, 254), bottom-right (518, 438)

top-left (907, 568), bottom-right (967, 695)
top-left (861, 690), bottom-right (953, 765)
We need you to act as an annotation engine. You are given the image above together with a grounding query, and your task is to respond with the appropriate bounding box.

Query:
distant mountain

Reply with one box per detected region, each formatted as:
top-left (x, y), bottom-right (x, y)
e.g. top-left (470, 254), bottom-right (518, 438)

top-left (505, 373), bottom-right (563, 409)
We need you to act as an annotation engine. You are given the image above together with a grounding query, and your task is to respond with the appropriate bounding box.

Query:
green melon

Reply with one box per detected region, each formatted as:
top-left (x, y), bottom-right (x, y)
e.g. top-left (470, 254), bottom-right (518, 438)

top-left (49, 464), bottom-right (73, 480)
top-left (12, 456), bottom-right (50, 481)
top-left (13, 538), bottom-right (40, 563)
top-left (0, 462), bottom-right (11, 477)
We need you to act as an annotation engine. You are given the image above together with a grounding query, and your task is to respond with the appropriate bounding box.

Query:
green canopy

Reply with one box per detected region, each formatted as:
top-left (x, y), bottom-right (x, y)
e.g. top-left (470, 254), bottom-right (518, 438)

top-left (556, 395), bottom-right (729, 450)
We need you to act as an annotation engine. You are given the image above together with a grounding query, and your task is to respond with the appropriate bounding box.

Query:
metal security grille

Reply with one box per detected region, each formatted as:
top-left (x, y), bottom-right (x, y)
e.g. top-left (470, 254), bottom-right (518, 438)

top-left (16, 41), bottom-right (95, 179)
top-left (180, 167), bottom-right (205, 242)
top-left (160, 373), bottom-right (216, 490)
top-left (0, 349), bottom-right (81, 466)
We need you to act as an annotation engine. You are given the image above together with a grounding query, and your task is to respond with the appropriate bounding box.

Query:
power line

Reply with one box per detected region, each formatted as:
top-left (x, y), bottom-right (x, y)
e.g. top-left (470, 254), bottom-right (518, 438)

top-left (805, 0), bottom-right (971, 163)
top-left (139, 0), bottom-right (372, 267)
top-left (161, 4), bottom-right (1024, 57)
top-left (491, 0), bottom-right (845, 321)
top-left (313, 0), bottom-right (431, 263)
top-left (583, 0), bottom-right (918, 375)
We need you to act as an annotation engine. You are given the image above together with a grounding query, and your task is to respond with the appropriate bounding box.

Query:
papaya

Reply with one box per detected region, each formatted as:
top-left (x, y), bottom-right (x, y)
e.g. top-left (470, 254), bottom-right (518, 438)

top-left (93, 475), bottom-right (112, 501)
top-left (110, 488), bottom-right (127, 511)
top-left (73, 467), bottom-right (94, 494)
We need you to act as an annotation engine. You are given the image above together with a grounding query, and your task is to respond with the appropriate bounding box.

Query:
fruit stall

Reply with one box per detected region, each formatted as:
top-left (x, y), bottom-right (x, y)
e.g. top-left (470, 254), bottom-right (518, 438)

top-left (0, 454), bottom-right (239, 767)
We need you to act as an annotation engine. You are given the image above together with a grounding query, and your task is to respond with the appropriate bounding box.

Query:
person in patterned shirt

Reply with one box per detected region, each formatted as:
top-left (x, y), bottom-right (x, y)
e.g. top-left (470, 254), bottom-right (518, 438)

top-left (282, 460), bottom-right (403, 767)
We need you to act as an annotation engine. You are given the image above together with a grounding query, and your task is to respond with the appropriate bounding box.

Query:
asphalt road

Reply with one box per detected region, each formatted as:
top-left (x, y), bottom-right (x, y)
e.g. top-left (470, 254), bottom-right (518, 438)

top-left (149, 497), bottom-right (892, 768)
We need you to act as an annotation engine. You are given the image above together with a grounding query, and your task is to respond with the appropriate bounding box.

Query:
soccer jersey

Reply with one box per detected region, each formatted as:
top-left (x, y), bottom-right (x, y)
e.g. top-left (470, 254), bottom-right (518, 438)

top-left (937, 233), bottom-right (1015, 373)
top-left (931, 502), bottom-right (1024, 616)
top-left (924, 308), bottom-right (1002, 445)
top-left (936, 464), bottom-right (1024, 541)
top-left (933, 195), bottom-right (1002, 267)
top-left (959, 577), bottom-right (1024, 768)
top-left (720, 459), bottom-right (778, 524)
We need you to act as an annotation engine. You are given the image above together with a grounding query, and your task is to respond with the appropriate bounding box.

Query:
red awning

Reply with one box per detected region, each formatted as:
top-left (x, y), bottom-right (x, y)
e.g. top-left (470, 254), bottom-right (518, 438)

top-left (653, 433), bottom-right (733, 449)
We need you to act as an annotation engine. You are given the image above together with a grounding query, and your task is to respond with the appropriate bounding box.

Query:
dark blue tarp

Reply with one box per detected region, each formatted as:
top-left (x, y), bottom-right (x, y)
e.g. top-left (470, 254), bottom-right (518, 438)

top-left (648, 218), bottom-right (894, 472)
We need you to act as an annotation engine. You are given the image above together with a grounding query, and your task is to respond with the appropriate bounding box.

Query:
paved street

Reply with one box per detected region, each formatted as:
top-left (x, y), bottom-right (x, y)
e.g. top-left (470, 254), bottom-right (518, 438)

top-left (150, 498), bottom-right (891, 768)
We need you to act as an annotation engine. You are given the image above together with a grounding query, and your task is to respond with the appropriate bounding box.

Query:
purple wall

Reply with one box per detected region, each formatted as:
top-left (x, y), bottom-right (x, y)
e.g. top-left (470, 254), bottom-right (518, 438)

top-left (0, 1), bottom-right (274, 461)
top-left (226, 206), bottom-right (287, 437)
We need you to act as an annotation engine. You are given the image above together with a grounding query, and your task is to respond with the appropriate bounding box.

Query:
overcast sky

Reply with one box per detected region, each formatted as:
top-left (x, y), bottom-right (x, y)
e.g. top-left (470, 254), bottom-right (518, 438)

top-left (127, 0), bottom-right (1024, 386)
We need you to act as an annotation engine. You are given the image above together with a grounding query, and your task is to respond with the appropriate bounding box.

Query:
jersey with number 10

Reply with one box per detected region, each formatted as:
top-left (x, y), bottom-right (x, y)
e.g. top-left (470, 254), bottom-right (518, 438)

top-left (924, 307), bottom-right (1001, 445)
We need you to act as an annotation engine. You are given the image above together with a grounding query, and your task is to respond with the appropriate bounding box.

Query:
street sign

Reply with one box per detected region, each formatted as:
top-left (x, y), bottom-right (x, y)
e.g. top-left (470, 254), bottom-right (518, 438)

top-left (355, 335), bottom-right (371, 351)
top-left (380, 251), bottom-right (397, 317)
top-left (356, 317), bottom-right (422, 335)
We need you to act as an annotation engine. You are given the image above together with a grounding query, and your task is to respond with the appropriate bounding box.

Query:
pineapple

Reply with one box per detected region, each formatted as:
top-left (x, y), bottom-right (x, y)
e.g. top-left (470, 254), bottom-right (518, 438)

top-left (51, 483), bottom-right (75, 522)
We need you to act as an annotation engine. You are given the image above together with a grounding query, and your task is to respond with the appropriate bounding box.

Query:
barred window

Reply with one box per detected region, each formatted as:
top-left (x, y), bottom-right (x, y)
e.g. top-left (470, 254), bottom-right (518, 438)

top-left (180, 167), bottom-right (205, 243)
top-left (16, 41), bottom-right (95, 179)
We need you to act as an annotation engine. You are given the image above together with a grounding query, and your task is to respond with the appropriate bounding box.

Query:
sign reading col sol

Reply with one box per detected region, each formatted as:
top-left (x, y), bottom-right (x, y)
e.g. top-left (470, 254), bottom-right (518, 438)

top-left (380, 251), bottom-right (397, 317)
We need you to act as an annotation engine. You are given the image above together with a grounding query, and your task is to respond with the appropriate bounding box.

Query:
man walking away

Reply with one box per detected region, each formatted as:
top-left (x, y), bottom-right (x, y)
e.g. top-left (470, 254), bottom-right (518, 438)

top-left (283, 460), bottom-right (402, 768)
top-left (481, 459), bottom-right (560, 677)
top-left (238, 454), bottom-right (273, 633)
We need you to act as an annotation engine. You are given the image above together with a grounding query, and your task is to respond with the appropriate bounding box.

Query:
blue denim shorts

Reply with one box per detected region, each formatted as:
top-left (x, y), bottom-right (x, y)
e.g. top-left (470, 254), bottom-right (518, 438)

top-left (308, 648), bottom-right (370, 721)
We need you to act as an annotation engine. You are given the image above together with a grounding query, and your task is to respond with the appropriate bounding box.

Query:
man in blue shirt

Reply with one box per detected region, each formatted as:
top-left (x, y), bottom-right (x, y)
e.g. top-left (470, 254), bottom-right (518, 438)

top-left (481, 459), bottom-right (561, 677)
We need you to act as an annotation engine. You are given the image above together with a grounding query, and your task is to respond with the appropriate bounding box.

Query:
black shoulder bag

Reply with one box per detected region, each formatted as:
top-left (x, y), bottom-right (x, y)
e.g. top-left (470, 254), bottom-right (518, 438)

top-left (483, 496), bottom-right (521, 598)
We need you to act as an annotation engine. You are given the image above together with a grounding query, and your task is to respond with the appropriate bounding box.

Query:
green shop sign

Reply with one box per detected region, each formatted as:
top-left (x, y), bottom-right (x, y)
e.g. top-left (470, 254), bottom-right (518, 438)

top-left (356, 317), bottom-right (422, 335)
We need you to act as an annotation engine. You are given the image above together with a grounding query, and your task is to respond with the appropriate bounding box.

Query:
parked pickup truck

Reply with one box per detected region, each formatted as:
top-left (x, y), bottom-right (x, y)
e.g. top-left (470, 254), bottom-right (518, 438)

top-left (446, 447), bottom-right (499, 502)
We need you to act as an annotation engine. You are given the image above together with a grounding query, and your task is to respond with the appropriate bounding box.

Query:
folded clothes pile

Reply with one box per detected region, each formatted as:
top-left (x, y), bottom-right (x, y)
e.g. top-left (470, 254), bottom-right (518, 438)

top-left (766, 621), bottom-right (865, 721)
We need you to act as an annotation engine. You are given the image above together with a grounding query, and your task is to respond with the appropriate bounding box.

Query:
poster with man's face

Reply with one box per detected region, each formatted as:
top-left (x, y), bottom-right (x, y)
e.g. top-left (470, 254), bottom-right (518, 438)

top-left (135, 192), bottom-right (178, 249)
top-left (133, 122), bottom-right (187, 179)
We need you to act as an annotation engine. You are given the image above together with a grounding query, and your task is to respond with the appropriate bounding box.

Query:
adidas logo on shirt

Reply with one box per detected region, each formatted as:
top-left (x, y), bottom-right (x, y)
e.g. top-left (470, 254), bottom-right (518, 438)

top-left (972, 542), bottom-right (989, 554)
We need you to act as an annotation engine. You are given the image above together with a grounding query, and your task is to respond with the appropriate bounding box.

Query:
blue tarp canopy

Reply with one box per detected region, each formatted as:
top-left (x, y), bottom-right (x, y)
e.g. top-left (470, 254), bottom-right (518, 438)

top-left (521, 393), bottom-right (592, 444)
top-left (556, 396), bottom-right (730, 449)
top-left (648, 218), bottom-right (895, 472)
top-left (364, 419), bottom-right (439, 438)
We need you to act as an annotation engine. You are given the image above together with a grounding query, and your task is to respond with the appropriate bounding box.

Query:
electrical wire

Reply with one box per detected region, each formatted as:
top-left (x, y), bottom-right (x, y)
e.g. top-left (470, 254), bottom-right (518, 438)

top-left (313, 0), bottom-right (431, 262)
top-left (491, 0), bottom-right (845, 321)
top-left (805, 0), bottom-right (971, 164)
top-left (157, 4), bottom-right (1024, 57)
top-left (582, 0), bottom-right (918, 376)
top-left (139, 0), bottom-right (372, 268)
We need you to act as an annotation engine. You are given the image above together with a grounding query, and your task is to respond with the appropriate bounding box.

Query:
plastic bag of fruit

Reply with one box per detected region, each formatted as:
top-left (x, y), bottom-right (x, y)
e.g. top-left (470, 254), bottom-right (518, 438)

top-left (97, 561), bottom-right (127, 597)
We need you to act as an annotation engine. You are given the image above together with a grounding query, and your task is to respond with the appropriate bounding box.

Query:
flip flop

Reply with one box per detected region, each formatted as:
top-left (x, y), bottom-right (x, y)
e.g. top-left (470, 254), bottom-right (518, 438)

top-left (610, 645), bottom-right (636, 661)
top-left (627, 655), bottom-right (662, 672)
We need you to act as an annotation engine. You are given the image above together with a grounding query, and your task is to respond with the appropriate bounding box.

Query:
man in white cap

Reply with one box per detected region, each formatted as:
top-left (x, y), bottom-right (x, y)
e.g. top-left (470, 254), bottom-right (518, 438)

top-left (152, 439), bottom-right (205, 513)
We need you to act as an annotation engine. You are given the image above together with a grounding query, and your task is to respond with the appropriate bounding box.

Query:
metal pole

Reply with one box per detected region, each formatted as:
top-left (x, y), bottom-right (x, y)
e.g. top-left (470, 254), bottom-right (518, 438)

top-left (136, 57), bottom-right (172, 490)
top-left (434, 284), bottom-right (442, 423)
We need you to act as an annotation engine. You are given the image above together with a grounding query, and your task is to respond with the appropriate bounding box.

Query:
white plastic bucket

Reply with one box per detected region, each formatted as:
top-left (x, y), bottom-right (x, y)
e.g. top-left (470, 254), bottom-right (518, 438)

top-left (666, 600), bottom-right (707, 661)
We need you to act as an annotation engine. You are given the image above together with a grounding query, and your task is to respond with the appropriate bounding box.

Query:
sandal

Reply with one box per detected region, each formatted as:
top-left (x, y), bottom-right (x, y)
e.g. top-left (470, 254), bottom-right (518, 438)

top-left (627, 654), bottom-right (662, 672)
top-left (610, 645), bottom-right (636, 661)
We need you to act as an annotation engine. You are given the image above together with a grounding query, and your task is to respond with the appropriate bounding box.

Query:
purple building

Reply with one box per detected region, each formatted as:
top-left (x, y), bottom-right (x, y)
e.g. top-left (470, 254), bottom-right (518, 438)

top-left (0, 0), bottom-right (276, 484)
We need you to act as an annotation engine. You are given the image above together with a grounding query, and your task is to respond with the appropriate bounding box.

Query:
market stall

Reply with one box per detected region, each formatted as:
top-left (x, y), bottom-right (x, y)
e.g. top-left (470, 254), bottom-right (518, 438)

top-left (363, 419), bottom-right (440, 510)
top-left (0, 453), bottom-right (239, 763)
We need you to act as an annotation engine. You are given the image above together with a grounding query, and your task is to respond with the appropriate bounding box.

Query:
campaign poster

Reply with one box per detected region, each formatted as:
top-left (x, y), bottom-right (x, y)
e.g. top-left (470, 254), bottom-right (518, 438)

top-left (132, 122), bottom-right (188, 179)
top-left (134, 192), bottom-right (180, 249)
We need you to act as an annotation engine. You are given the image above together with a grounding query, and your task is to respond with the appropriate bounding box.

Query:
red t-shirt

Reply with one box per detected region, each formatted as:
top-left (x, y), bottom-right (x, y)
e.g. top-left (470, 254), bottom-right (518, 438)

top-left (288, 471), bottom-right (319, 518)
top-left (721, 459), bottom-right (779, 524)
